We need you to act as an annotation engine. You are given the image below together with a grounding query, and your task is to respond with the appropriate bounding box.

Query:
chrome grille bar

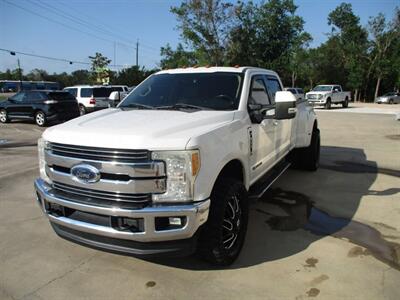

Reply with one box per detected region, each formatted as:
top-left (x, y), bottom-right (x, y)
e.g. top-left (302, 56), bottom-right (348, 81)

top-left (48, 142), bottom-right (149, 162)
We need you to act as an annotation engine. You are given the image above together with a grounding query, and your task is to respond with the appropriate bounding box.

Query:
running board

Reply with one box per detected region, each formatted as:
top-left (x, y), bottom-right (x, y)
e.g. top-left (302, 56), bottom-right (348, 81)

top-left (248, 159), bottom-right (291, 201)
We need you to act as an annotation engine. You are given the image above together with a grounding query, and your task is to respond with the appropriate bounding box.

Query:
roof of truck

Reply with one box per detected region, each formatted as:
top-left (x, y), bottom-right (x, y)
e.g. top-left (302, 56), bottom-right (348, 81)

top-left (157, 66), bottom-right (276, 75)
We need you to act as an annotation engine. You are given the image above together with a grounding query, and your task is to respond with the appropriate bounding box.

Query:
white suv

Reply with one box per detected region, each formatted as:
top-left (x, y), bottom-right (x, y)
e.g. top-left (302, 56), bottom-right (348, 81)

top-left (63, 85), bottom-right (116, 115)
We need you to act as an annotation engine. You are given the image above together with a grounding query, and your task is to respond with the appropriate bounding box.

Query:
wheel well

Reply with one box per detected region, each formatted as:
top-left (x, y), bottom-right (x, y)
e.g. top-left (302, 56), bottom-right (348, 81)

top-left (216, 159), bottom-right (244, 184)
top-left (33, 109), bottom-right (43, 116)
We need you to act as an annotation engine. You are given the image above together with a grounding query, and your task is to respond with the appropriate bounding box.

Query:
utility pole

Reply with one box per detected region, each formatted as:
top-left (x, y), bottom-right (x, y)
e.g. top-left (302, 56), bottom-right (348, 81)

top-left (17, 59), bottom-right (23, 91)
top-left (114, 41), bottom-right (116, 70)
top-left (136, 40), bottom-right (139, 67)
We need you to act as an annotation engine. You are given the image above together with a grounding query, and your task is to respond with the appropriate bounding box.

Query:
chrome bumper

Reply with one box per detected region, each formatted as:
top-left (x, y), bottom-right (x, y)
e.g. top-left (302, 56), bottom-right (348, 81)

top-left (34, 178), bottom-right (210, 243)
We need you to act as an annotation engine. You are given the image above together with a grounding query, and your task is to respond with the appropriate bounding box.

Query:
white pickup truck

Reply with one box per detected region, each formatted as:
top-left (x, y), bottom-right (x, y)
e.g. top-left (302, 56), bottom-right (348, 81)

top-left (34, 67), bottom-right (320, 265)
top-left (306, 84), bottom-right (351, 109)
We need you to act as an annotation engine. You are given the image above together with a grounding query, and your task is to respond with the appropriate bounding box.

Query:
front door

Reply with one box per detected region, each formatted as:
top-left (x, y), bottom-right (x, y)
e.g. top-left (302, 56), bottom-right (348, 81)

top-left (7, 92), bottom-right (30, 118)
top-left (248, 75), bottom-right (276, 183)
top-left (264, 75), bottom-right (293, 159)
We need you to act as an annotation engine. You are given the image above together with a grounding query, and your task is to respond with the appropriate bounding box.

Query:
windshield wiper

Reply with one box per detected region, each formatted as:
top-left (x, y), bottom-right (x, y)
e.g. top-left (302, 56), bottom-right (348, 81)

top-left (120, 103), bottom-right (155, 110)
top-left (156, 103), bottom-right (211, 111)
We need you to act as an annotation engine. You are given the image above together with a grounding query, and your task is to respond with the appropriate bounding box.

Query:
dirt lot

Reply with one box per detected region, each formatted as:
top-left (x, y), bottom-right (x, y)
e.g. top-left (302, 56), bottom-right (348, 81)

top-left (0, 111), bottom-right (399, 300)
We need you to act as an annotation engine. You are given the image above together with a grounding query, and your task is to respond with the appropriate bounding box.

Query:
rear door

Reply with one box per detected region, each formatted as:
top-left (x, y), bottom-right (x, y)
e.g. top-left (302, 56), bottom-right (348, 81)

top-left (48, 92), bottom-right (79, 116)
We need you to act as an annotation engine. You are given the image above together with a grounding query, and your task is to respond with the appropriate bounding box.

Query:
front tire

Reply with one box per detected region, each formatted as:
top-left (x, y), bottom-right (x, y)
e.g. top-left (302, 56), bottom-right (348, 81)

top-left (325, 98), bottom-right (331, 109)
top-left (0, 109), bottom-right (10, 123)
top-left (35, 111), bottom-right (47, 127)
top-left (342, 97), bottom-right (349, 108)
top-left (389, 99), bottom-right (394, 105)
top-left (197, 178), bottom-right (249, 266)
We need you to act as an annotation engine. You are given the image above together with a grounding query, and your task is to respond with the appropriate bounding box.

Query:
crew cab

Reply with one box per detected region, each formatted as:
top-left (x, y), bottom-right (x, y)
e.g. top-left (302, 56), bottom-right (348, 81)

top-left (306, 85), bottom-right (351, 109)
top-left (34, 67), bottom-right (319, 265)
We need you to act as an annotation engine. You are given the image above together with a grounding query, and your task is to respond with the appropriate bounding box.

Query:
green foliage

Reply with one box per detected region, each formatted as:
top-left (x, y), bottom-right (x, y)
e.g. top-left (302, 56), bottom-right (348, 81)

top-left (171, 0), bottom-right (236, 65)
top-left (160, 43), bottom-right (198, 69)
top-left (88, 52), bottom-right (111, 83)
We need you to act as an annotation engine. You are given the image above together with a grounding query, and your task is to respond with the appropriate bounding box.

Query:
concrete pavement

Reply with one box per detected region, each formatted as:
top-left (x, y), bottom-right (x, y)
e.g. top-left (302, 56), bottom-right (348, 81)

top-left (0, 112), bottom-right (399, 300)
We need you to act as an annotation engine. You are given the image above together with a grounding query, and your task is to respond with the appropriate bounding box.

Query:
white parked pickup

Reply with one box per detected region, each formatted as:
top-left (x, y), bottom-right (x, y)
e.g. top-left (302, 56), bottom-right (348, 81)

top-left (34, 67), bottom-right (320, 266)
top-left (306, 85), bottom-right (351, 109)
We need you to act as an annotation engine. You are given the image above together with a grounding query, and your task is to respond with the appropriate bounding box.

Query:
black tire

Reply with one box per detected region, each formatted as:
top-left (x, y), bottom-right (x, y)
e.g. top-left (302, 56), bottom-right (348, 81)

top-left (389, 99), bottom-right (394, 105)
top-left (35, 111), bottom-right (47, 127)
top-left (342, 97), bottom-right (349, 108)
top-left (325, 98), bottom-right (331, 109)
top-left (79, 105), bottom-right (86, 115)
top-left (197, 178), bottom-right (249, 266)
top-left (290, 126), bottom-right (320, 171)
top-left (0, 109), bottom-right (10, 123)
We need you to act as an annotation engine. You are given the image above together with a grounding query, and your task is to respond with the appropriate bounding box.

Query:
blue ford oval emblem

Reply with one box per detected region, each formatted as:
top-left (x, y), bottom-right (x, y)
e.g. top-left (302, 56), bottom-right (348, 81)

top-left (71, 164), bottom-right (101, 184)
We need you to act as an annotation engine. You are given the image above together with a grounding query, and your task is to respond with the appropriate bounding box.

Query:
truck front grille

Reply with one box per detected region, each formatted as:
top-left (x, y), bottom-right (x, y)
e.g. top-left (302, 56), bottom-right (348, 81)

top-left (52, 181), bottom-right (151, 209)
top-left (48, 142), bottom-right (150, 163)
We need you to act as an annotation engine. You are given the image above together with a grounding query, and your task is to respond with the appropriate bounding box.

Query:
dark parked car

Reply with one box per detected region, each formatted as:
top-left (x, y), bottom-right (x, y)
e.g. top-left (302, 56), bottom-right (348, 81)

top-left (0, 90), bottom-right (80, 126)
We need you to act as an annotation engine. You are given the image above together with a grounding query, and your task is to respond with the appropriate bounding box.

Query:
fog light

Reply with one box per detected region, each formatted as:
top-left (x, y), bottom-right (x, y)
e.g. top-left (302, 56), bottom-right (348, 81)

top-left (169, 217), bottom-right (182, 226)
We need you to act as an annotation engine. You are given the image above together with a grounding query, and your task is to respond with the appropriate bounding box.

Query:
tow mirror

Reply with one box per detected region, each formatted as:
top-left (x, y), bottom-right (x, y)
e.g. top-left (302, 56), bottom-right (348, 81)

top-left (275, 91), bottom-right (297, 120)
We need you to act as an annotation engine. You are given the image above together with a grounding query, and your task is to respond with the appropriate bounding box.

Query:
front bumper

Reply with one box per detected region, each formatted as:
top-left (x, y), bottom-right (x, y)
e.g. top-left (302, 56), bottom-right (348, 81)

top-left (34, 178), bottom-right (210, 256)
top-left (307, 99), bottom-right (326, 105)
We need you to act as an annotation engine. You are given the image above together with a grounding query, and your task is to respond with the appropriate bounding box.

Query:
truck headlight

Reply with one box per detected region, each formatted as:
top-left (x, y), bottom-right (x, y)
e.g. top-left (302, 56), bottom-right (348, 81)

top-left (151, 150), bottom-right (200, 203)
top-left (318, 94), bottom-right (323, 99)
top-left (38, 138), bottom-right (52, 184)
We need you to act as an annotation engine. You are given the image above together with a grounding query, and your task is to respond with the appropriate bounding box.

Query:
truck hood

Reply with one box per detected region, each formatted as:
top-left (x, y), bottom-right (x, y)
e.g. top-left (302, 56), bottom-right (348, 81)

top-left (43, 108), bottom-right (235, 150)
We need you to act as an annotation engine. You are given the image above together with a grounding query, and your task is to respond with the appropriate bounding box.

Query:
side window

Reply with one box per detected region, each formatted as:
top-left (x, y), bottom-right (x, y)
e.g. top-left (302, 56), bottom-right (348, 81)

top-left (249, 76), bottom-right (271, 106)
top-left (80, 88), bottom-right (92, 98)
top-left (67, 88), bottom-right (77, 97)
top-left (10, 92), bottom-right (25, 102)
top-left (264, 76), bottom-right (282, 103)
top-left (297, 88), bottom-right (304, 94)
top-left (334, 86), bottom-right (341, 92)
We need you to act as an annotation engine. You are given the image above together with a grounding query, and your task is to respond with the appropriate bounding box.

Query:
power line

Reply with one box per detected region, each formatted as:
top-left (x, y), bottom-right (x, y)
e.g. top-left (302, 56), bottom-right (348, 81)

top-left (31, 0), bottom-right (138, 50)
top-left (50, 0), bottom-right (162, 52)
top-left (0, 48), bottom-right (139, 69)
top-left (5, 0), bottom-right (160, 64)
top-left (0, 48), bottom-right (90, 65)
top-left (3, 0), bottom-right (116, 46)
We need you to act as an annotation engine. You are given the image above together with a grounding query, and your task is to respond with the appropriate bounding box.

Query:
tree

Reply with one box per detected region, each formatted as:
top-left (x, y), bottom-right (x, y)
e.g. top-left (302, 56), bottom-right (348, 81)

top-left (227, 0), bottom-right (308, 80)
top-left (327, 3), bottom-right (369, 101)
top-left (88, 52), bottom-right (111, 84)
top-left (171, 0), bottom-right (236, 65)
top-left (159, 43), bottom-right (198, 68)
top-left (368, 8), bottom-right (400, 99)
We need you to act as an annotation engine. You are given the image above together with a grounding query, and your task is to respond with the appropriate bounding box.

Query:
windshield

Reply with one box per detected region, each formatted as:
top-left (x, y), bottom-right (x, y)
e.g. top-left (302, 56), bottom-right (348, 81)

top-left (313, 85), bottom-right (332, 92)
top-left (383, 92), bottom-right (395, 96)
top-left (119, 72), bottom-right (243, 110)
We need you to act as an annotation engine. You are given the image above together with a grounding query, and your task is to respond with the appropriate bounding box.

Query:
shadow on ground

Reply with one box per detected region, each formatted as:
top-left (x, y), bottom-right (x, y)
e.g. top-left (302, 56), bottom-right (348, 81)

top-left (148, 145), bottom-right (400, 270)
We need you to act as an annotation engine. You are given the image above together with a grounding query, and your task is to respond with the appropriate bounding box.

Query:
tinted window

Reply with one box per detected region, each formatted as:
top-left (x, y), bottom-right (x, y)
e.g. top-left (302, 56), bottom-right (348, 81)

top-left (334, 86), bottom-right (341, 91)
top-left (93, 87), bottom-right (112, 97)
top-left (80, 88), bottom-right (93, 98)
top-left (264, 76), bottom-right (282, 103)
top-left (10, 92), bottom-right (25, 102)
top-left (48, 92), bottom-right (76, 101)
top-left (249, 76), bottom-right (270, 106)
top-left (121, 72), bottom-right (243, 110)
top-left (111, 87), bottom-right (124, 92)
top-left (296, 88), bottom-right (304, 94)
top-left (286, 88), bottom-right (296, 94)
top-left (64, 88), bottom-right (78, 97)
top-left (35, 83), bottom-right (45, 90)
top-left (25, 91), bottom-right (47, 101)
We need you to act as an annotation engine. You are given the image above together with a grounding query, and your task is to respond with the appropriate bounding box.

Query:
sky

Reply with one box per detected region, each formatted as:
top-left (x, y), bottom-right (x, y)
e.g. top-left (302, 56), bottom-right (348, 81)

top-left (0, 0), bottom-right (398, 74)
